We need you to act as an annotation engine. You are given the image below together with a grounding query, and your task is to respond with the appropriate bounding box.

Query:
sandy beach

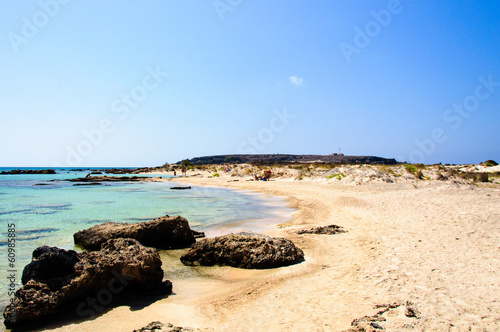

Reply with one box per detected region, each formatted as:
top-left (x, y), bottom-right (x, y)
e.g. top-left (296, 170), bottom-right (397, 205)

top-left (38, 165), bottom-right (499, 332)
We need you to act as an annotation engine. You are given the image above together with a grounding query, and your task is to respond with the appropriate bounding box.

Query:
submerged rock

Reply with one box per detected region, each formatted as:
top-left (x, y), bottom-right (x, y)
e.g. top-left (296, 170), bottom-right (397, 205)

top-left (3, 238), bottom-right (171, 329)
top-left (74, 215), bottom-right (196, 250)
top-left (180, 233), bottom-right (304, 269)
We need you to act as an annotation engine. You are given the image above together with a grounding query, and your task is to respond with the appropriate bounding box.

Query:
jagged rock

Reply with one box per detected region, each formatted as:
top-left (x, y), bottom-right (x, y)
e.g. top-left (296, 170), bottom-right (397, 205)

top-left (3, 238), bottom-right (171, 329)
top-left (370, 322), bottom-right (384, 329)
top-left (297, 224), bottom-right (347, 235)
top-left (21, 246), bottom-right (79, 289)
top-left (351, 315), bottom-right (386, 327)
top-left (344, 327), bottom-right (366, 332)
top-left (180, 233), bottom-right (304, 269)
top-left (74, 215), bottom-right (196, 250)
top-left (191, 230), bottom-right (206, 239)
top-left (344, 302), bottom-right (420, 332)
top-left (134, 321), bottom-right (196, 332)
top-left (374, 302), bottom-right (400, 315)
top-left (405, 301), bottom-right (421, 318)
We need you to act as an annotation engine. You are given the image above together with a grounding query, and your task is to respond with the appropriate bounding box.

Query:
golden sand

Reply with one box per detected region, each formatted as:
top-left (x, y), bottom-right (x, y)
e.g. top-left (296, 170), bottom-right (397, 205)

top-left (41, 166), bottom-right (500, 331)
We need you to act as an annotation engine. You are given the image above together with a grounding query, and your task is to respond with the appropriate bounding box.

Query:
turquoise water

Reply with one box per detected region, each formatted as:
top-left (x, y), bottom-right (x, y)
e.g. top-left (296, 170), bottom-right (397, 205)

top-left (0, 168), bottom-right (294, 312)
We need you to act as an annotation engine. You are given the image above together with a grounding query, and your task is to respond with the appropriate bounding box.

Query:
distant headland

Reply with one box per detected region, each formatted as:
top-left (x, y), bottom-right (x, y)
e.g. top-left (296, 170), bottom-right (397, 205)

top-left (178, 154), bottom-right (399, 165)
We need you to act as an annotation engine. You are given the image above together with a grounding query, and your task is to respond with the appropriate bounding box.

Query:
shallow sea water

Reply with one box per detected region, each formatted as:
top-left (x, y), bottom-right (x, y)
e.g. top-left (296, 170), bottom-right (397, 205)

top-left (0, 168), bottom-right (294, 312)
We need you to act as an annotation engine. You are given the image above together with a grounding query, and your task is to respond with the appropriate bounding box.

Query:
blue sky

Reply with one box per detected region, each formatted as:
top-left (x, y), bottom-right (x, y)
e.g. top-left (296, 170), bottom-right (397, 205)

top-left (1, 1), bottom-right (499, 167)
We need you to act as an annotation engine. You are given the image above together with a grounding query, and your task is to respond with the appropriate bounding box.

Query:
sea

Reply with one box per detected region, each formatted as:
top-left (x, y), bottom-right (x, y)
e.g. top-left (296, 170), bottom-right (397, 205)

top-left (0, 167), bottom-right (294, 313)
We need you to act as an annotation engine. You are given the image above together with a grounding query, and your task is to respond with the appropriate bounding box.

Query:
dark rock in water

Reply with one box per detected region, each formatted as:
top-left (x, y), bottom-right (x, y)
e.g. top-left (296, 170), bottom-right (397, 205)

top-left (192, 230), bottom-right (205, 239)
top-left (68, 175), bottom-right (150, 182)
top-left (73, 182), bottom-right (102, 186)
top-left (297, 224), bottom-right (347, 235)
top-left (180, 233), bottom-right (304, 269)
top-left (170, 186), bottom-right (191, 190)
top-left (105, 167), bottom-right (151, 174)
top-left (1, 169), bottom-right (56, 175)
top-left (3, 238), bottom-right (171, 329)
top-left (134, 321), bottom-right (196, 332)
top-left (90, 171), bottom-right (102, 175)
top-left (74, 215), bottom-right (196, 250)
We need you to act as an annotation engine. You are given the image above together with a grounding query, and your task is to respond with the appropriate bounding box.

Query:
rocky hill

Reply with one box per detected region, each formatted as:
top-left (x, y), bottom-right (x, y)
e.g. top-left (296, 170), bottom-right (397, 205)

top-left (180, 154), bottom-right (398, 165)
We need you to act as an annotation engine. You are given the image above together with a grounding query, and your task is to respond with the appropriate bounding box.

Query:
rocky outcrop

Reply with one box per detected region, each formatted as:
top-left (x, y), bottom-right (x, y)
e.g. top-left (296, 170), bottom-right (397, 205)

top-left (343, 302), bottom-right (421, 332)
top-left (1, 169), bottom-right (56, 175)
top-left (180, 233), bottom-right (304, 269)
top-left (134, 321), bottom-right (196, 332)
top-left (3, 238), bottom-right (171, 329)
top-left (297, 224), bottom-right (347, 235)
top-left (21, 246), bottom-right (79, 288)
top-left (74, 215), bottom-right (196, 250)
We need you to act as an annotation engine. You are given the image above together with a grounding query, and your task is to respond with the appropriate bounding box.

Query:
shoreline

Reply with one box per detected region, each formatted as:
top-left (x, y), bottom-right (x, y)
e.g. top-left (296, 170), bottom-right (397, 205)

top-left (21, 169), bottom-right (500, 331)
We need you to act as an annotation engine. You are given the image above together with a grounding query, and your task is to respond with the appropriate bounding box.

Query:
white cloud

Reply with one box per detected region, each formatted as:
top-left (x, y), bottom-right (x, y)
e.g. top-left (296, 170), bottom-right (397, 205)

top-left (289, 75), bottom-right (304, 86)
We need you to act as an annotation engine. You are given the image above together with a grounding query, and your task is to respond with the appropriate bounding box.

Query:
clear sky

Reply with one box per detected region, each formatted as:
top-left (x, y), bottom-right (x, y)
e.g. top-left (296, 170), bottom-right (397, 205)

top-left (1, 1), bottom-right (499, 167)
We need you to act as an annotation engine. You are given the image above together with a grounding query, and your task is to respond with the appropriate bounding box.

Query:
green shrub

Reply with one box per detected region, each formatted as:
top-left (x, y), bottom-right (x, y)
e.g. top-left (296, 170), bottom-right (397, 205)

top-left (379, 165), bottom-right (395, 174)
top-left (327, 173), bottom-right (345, 180)
top-left (212, 173), bottom-right (220, 177)
top-left (405, 164), bottom-right (417, 174)
top-left (484, 160), bottom-right (498, 167)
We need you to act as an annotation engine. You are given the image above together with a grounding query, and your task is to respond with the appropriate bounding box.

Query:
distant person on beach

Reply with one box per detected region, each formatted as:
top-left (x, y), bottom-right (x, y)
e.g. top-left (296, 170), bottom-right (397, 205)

top-left (174, 170), bottom-right (177, 176)
top-left (182, 168), bottom-right (187, 176)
